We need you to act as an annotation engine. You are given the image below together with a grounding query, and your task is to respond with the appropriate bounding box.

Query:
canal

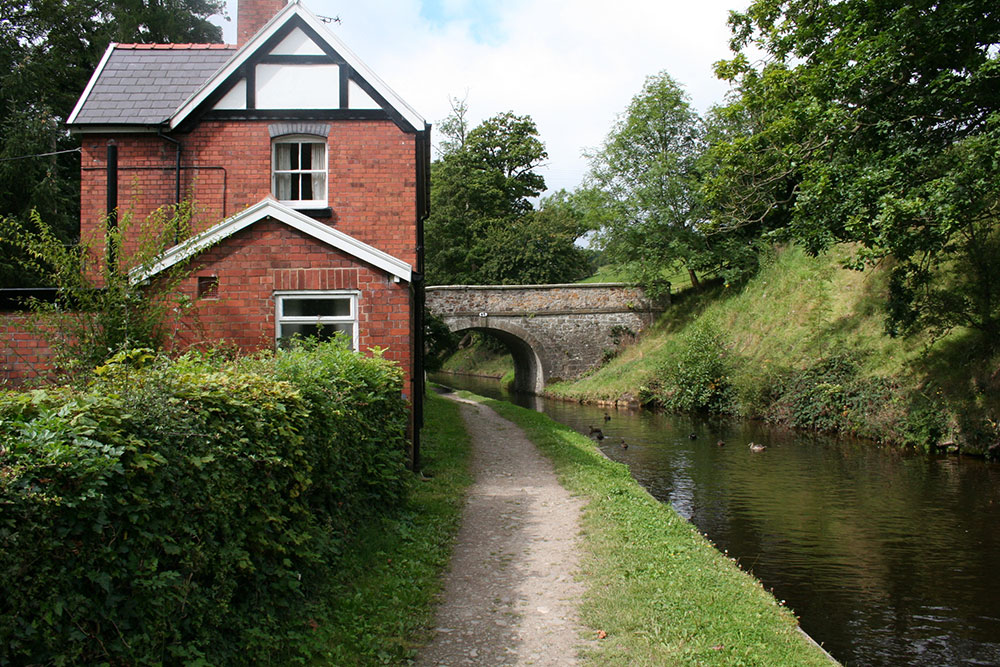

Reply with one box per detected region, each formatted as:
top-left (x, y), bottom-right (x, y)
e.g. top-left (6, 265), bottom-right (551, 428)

top-left (429, 372), bottom-right (1000, 667)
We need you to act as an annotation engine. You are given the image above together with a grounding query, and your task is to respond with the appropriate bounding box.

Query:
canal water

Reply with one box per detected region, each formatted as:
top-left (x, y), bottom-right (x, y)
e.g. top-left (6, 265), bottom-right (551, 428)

top-left (429, 372), bottom-right (1000, 667)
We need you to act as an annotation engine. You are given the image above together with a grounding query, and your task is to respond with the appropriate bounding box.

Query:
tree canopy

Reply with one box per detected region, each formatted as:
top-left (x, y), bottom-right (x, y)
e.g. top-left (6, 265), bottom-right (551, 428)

top-left (708, 0), bottom-right (1000, 341)
top-left (425, 109), bottom-right (591, 285)
top-left (580, 72), bottom-right (708, 296)
top-left (0, 0), bottom-right (225, 287)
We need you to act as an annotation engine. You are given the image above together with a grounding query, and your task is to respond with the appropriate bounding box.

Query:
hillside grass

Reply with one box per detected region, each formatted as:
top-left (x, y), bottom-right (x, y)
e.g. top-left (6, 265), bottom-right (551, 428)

top-left (440, 337), bottom-right (514, 378)
top-left (579, 263), bottom-right (695, 292)
top-left (548, 245), bottom-right (999, 452)
top-left (473, 394), bottom-right (836, 666)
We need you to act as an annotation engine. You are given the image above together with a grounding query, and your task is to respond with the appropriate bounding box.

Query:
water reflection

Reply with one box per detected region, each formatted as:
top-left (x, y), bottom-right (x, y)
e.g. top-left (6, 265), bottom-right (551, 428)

top-left (430, 372), bottom-right (1000, 667)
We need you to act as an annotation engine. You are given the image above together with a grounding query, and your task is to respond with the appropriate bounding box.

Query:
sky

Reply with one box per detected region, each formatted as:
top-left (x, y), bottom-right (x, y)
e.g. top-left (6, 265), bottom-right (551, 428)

top-left (211, 0), bottom-right (749, 196)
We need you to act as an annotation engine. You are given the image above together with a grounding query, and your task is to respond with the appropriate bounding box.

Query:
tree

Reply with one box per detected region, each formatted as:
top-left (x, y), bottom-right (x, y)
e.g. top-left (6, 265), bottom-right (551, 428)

top-left (711, 0), bottom-right (1000, 343)
top-left (435, 95), bottom-right (469, 157)
top-left (476, 191), bottom-right (593, 285)
top-left (581, 72), bottom-right (709, 297)
top-left (0, 0), bottom-right (225, 288)
top-left (426, 110), bottom-right (571, 285)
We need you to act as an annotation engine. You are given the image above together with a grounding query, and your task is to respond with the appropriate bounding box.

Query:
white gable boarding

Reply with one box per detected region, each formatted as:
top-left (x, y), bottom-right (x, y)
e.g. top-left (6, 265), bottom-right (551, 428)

top-left (180, 1), bottom-right (425, 131)
top-left (213, 78), bottom-right (247, 110)
top-left (132, 198), bottom-right (412, 284)
top-left (255, 64), bottom-right (340, 109)
top-left (270, 27), bottom-right (325, 56)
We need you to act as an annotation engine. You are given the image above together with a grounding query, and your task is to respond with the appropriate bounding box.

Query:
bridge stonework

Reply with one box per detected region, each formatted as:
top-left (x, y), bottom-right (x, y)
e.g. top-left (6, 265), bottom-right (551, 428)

top-left (426, 283), bottom-right (664, 394)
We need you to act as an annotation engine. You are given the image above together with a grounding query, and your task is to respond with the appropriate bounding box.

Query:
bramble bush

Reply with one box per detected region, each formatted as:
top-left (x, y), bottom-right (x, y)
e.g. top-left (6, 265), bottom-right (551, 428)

top-left (766, 350), bottom-right (948, 448)
top-left (0, 340), bottom-right (409, 665)
top-left (642, 326), bottom-right (736, 413)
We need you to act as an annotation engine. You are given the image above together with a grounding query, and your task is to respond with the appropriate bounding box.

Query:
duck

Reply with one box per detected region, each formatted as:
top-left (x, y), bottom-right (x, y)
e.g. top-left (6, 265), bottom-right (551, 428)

top-left (589, 426), bottom-right (605, 440)
top-left (619, 438), bottom-right (628, 450)
top-left (604, 411), bottom-right (612, 423)
top-left (716, 440), bottom-right (726, 447)
top-left (689, 433), bottom-right (697, 440)
top-left (748, 442), bottom-right (766, 453)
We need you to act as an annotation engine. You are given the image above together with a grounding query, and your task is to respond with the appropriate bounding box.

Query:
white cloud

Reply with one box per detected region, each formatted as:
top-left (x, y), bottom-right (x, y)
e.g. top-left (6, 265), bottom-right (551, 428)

top-left (212, 0), bottom-right (745, 194)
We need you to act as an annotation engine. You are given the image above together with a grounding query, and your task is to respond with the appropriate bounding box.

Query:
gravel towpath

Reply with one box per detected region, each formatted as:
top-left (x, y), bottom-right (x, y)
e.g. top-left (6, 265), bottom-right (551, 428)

top-left (416, 393), bottom-right (593, 666)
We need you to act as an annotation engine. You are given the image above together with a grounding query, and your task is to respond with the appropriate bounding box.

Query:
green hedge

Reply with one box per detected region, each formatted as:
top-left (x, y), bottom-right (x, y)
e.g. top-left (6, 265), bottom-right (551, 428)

top-left (0, 342), bottom-right (409, 665)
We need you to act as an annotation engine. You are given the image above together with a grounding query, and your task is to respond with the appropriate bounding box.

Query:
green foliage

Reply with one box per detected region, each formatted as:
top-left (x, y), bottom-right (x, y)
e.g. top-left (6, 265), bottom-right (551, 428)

top-left (425, 110), bottom-right (589, 285)
top-left (1, 206), bottom-right (196, 379)
top-left (767, 351), bottom-right (892, 436)
top-left (0, 0), bottom-right (225, 287)
top-left (711, 0), bottom-right (1000, 343)
top-left (581, 72), bottom-right (718, 299)
top-left (476, 191), bottom-right (593, 285)
top-left (645, 326), bottom-right (735, 413)
top-left (0, 341), bottom-right (409, 665)
top-left (423, 307), bottom-right (459, 373)
top-left (762, 350), bottom-right (949, 447)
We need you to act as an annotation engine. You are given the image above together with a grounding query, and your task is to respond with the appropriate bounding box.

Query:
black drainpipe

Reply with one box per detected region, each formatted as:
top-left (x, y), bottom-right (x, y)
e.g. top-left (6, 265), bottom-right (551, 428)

top-left (157, 129), bottom-right (183, 243)
top-left (411, 123), bottom-right (431, 471)
top-left (106, 141), bottom-right (118, 274)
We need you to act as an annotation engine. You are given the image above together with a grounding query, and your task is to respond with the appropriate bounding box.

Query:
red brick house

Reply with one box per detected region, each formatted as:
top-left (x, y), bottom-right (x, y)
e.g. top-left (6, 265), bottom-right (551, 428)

top-left (56, 0), bottom-right (429, 455)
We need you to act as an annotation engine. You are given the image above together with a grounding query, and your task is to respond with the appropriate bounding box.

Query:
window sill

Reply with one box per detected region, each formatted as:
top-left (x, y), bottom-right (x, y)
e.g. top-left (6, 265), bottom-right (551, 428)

top-left (294, 207), bottom-right (333, 219)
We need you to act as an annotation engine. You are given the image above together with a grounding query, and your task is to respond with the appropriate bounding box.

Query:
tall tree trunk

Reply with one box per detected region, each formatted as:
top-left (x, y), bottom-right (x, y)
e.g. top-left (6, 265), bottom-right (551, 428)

top-left (688, 267), bottom-right (701, 290)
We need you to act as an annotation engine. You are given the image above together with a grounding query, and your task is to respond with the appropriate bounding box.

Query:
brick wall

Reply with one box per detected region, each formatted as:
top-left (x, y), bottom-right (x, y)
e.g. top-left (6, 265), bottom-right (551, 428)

top-left (79, 119), bottom-right (418, 271)
top-left (170, 217), bottom-right (414, 390)
top-left (1, 315), bottom-right (55, 386)
top-left (2, 219), bottom-right (415, 391)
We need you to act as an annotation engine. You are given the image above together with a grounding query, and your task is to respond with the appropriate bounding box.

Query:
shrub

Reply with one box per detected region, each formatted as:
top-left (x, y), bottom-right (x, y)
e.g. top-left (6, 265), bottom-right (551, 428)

top-left (655, 326), bottom-right (736, 413)
top-left (768, 351), bottom-right (879, 434)
top-left (0, 340), bottom-right (409, 665)
top-left (763, 350), bottom-right (950, 446)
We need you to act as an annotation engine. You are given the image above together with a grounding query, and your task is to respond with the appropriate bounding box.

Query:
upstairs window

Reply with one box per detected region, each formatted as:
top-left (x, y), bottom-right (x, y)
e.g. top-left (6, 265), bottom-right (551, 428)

top-left (272, 136), bottom-right (327, 208)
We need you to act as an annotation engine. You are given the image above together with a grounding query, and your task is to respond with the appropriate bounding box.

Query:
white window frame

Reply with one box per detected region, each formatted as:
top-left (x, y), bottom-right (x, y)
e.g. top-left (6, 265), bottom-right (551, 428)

top-left (271, 135), bottom-right (328, 208)
top-left (274, 290), bottom-right (358, 350)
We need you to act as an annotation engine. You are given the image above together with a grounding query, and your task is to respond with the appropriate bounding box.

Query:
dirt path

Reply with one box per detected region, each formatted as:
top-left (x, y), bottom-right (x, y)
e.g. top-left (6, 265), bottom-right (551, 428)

top-left (416, 394), bottom-right (593, 666)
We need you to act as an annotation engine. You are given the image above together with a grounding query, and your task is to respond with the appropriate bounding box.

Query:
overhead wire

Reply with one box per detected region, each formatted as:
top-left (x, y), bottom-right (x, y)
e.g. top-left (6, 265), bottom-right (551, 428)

top-left (0, 147), bottom-right (82, 163)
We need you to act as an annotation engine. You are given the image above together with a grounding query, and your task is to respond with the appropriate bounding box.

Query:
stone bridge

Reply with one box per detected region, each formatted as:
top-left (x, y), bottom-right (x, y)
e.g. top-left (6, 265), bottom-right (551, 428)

top-left (425, 283), bottom-right (665, 394)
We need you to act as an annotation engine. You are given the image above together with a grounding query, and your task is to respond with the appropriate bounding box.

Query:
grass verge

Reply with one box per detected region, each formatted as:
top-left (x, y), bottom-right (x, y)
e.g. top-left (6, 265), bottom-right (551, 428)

top-left (440, 339), bottom-right (514, 378)
top-left (548, 244), bottom-right (1000, 454)
top-left (475, 395), bottom-right (836, 666)
top-left (315, 390), bottom-right (472, 665)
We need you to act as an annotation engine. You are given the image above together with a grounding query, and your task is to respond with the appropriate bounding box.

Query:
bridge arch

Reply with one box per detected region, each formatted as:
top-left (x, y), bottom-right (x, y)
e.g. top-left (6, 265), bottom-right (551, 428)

top-left (441, 316), bottom-right (548, 394)
top-left (426, 284), bottom-right (664, 395)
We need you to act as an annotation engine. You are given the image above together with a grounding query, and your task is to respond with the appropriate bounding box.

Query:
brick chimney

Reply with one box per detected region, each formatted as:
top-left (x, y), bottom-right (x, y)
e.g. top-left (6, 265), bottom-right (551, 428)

top-left (238, 0), bottom-right (287, 46)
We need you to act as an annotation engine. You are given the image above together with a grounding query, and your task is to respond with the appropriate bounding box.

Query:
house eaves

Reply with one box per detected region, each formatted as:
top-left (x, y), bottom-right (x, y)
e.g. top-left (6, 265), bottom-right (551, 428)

top-left (67, 43), bottom-right (238, 130)
top-left (131, 198), bottom-right (412, 284)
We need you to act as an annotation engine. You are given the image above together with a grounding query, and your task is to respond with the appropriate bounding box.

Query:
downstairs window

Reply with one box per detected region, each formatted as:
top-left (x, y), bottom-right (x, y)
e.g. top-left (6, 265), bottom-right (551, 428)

top-left (275, 291), bottom-right (357, 349)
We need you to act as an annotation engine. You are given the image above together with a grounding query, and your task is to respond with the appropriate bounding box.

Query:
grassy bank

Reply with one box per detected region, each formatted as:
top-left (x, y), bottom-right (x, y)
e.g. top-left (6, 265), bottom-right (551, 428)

top-left (471, 394), bottom-right (835, 665)
top-left (440, 337), bottom-right (515, 379)
top-left (547, 245), bottom-right (1000, 455)
top-left (316, 390), bottom-right (472, 664)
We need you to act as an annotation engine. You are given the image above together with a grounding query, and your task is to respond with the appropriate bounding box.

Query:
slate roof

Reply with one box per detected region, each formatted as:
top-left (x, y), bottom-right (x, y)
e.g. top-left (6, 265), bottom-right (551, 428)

top-left (69, 44), bottom-right (236, 126)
